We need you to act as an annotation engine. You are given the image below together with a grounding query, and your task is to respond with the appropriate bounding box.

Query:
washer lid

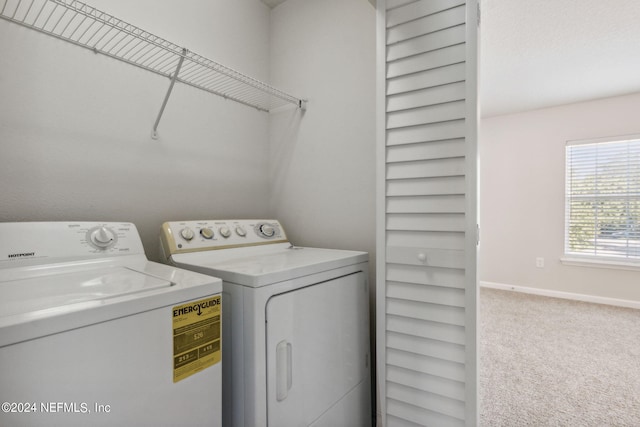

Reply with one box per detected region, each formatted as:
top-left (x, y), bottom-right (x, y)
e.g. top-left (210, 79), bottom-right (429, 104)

top-left (172, 244), bottom-right (368, 287)
top-left (0, 267), bottom-right (171, 317)
top-left (0, 262), bottom-right (222, 347)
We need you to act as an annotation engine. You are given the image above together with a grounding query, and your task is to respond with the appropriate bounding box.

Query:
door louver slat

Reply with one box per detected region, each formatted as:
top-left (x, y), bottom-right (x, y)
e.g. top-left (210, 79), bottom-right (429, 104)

top-left (378, 0), bottom-right (477, 424)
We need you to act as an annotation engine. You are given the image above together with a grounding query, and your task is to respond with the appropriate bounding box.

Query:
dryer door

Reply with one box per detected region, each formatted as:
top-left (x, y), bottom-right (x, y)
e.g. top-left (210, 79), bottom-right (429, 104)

top-left (265, 272), bottom-right (370, 427)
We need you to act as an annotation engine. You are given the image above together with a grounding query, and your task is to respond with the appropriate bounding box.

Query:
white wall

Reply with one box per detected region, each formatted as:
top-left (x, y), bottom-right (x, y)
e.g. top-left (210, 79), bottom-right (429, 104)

top-left (268, 0), bottom-right (376, 280)
top-left (480, 92), bottom-right (640, 302)
top-left (268, 0), bottom-right (376, 288)
top-left (0, 0), bottom-right (272, 261)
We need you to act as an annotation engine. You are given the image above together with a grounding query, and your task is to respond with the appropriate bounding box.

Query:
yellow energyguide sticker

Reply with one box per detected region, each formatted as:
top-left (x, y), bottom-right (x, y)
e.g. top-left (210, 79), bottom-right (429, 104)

top-left (172, 295), bottom-right (221, 383)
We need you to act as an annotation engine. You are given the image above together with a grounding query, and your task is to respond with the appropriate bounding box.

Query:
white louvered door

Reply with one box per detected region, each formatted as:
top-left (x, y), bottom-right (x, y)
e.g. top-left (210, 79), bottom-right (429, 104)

top-left (376, 0), bottom-right (478, 426)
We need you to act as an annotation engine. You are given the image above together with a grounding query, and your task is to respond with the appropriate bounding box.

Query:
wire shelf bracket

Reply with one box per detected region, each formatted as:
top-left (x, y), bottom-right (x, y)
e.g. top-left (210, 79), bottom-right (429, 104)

top-left (152, 48), bottom-right (186, 140)
top-left (0, 0), bottom-right (307, 139)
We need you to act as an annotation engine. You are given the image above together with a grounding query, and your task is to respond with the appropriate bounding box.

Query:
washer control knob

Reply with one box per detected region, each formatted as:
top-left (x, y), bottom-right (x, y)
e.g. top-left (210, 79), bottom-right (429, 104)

top-left (200, 228), bottom-right (214, 239)
top-left (259, 224), bottom-right (275, 238)
top-left (219, 226), bottom-right (231, 238)
top-left (89, 226), bottom-right (116, 248)
top-left (180, 227), bottom-right (195, 241)
top-left (235, 226), bottom-right (247, 237)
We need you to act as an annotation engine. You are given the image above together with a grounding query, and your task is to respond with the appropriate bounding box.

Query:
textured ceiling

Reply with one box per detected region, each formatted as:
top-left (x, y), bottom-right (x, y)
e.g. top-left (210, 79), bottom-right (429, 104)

top-left (480, 0), bottom-right (640, 117)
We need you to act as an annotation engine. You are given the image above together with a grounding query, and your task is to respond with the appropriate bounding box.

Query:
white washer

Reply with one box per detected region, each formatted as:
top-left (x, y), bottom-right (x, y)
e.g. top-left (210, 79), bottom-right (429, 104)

top-left (0, 222), bottom-right (222, 427)
top-left (159, 219), bottom-right (371, 427)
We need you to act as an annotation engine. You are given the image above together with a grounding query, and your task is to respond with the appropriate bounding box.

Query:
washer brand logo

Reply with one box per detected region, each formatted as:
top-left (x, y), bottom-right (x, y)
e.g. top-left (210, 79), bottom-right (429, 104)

top-left (173, 297), bottom-right (220, 317)
top-left (8, 252), bottom-right (35, 259)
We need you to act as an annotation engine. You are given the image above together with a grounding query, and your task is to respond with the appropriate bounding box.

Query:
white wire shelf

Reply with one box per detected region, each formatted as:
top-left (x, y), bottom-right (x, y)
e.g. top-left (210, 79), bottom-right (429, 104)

top-left (0, 0), bottom-right (306, 137)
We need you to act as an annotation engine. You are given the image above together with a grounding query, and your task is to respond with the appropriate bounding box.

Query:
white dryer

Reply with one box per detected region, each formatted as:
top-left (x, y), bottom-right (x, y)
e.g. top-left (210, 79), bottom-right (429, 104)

top-left (0, 222), bottom-right (222, 427)
top-left (159, 219), bottom-right (371, 427)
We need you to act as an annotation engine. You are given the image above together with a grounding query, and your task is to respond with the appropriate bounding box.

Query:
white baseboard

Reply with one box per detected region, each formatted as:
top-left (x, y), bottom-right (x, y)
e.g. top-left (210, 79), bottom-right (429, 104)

top-left (480, 281), bottom-right (640, 310)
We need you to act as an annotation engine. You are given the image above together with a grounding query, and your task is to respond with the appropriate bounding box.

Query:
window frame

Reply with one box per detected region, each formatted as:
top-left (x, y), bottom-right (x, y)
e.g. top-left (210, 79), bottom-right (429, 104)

top-left (564, 133), bottom-right (640, 266)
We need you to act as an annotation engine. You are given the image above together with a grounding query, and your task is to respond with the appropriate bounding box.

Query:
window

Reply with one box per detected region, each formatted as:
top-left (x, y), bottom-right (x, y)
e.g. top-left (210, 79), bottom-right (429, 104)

top-left (565, 135), bottom-right (640, 261)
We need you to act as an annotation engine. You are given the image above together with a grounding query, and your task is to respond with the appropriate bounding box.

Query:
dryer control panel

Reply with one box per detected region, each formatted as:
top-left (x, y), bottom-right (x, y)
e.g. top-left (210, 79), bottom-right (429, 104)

top-left (160, 220), bottom-right (288, 257)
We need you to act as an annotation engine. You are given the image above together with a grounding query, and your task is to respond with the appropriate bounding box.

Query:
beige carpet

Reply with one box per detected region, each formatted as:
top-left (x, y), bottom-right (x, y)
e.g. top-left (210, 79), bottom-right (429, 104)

top-left (480, 287), bottom-right (640, 426)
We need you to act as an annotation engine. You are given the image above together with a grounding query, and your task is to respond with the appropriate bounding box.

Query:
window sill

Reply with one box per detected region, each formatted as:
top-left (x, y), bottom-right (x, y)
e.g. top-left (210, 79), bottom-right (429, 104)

top-left (560, 256), bottom-right (640, 272)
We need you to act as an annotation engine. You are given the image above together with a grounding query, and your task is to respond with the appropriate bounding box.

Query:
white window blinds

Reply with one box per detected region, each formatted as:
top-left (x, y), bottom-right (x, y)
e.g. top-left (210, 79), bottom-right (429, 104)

top-left (565, 136), bottom-right (640, 260)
